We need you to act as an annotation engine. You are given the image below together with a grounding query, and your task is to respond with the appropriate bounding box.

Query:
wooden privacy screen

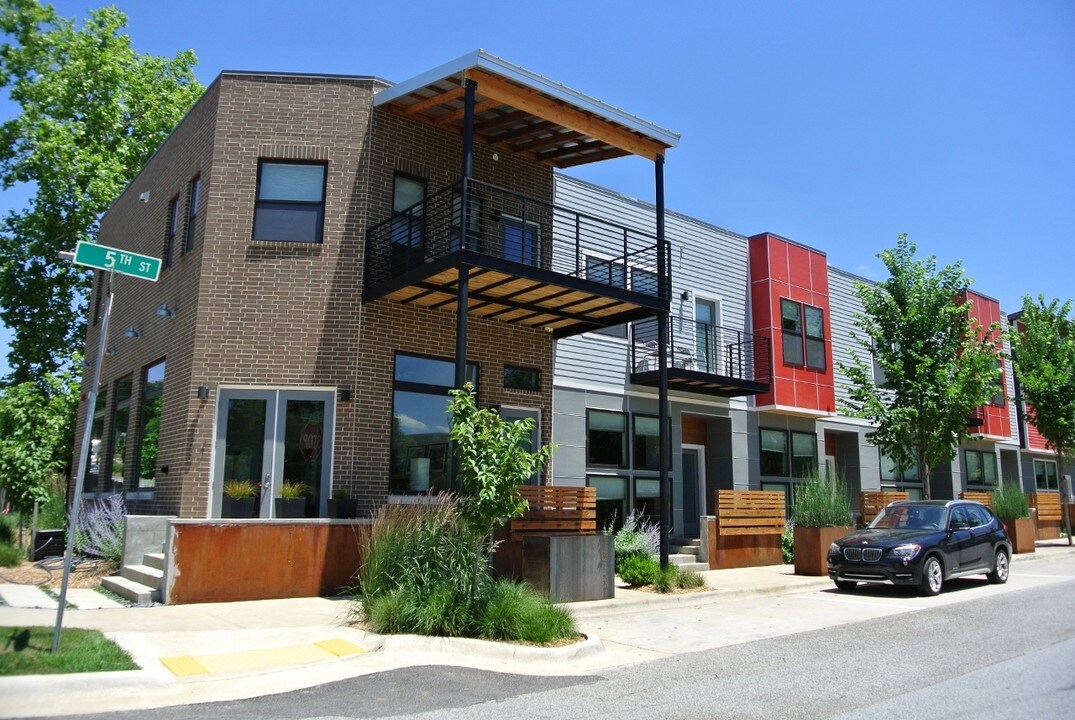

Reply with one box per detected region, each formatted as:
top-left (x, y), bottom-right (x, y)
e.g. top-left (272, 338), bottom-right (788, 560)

top-left (959, 490), bottom-right (993, 509)
top-left (505, 485), bottom-right (597, 541)
top-left (707, 490), bottom-right (786, 569)
top-left (1030, 492), bottom-right (1061, 522)
top-left (860, 491), bottom-right (909, 526)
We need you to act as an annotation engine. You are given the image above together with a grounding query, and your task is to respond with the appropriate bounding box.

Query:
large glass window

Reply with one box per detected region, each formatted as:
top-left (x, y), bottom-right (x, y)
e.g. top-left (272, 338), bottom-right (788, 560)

top-left (587, 410), bottom-right (627, 467)
top-left (1034, 459), bottom-right (1059, 491)
top-left (253, 161), bottom-right (326, 243)
top-left (588, 475), bottom-right (627, 532)
top-left (83, 392), bottom-right (106, 493)
top-left (391, 353), bottom-right (477, 495)
top-left (500, 216), bottom-right (539, 266)
top-left (634, 478), bottom-right (660, 525)
top-left (791, 431), bottom-right (818, 478)
top-left (965, 449), bottom-right (998, 487)
top-left (184, 175), bottom-right (200, 253)
top-left (633, 415), bottom-right (660, 471)
top-left (110, 376), bottom-right (133, 491)
top-left (136, 360), bottom-right (165, 491)
top-left (781, 299), bottom-right (803, 366)
top-left (804, 306), bottom-right (826, 371)
top-left (760, 429), bottom-right (788, 476)
top-left (391, 173), bottom-right (426, 249)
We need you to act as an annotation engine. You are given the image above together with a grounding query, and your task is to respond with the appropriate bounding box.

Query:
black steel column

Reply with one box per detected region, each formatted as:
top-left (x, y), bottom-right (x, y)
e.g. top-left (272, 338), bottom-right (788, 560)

top-left (656, 153), bottom-right (671, 569)
top-left (451, 78), bottom-right (477, 492)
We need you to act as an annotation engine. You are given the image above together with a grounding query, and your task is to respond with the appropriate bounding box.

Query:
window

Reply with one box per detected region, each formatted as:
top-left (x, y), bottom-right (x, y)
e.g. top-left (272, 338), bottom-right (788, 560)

top-left (503, 366), bottom-right (540, 391)
top-left (791, 432), bottom-right (818, 478)
top-left (991, 360), bottom-right (1005, 407)
top-left (165, 196), bottom-right (180, 267)
top-left (871, 339), bottom-right (890, 388)
top-left (1034, 459), bottom-right (1058, 491)
top-left (136, 360), bottom-right (165, 491)
top-left (588, 475), bottom-right (627, 532)
top-left (695, 298), bottom-right (719, 373)
top-left (880, 451), bottom-right (920, 482)
top-left (110, 376), bottom-right (133, 490)
top-left (633, 415), bottom-right (660, 471)
top-left (83, 392), bottom-right (106, 493)
top-left (500, 216), bottom-right (540, 266)
top-left (760, 429), bottom-right (788, 476)
top-left (451, 192), bottom-right (482, 251)
top-left (391, 173), bottom-right (426, 248)
top-left (390, 353), bottom-right (477, 495)
top-left (965, 449), bottom-right (998, 486)
top-left (587, 410), bottom-right (627, 467)
top-left (253, 161), bottom-right (326, 243)
top-left (587, 256), bottom-right (628, 338)
top-left (183, 175), bottom-right (200, 253)
top-left (780, 299), bottom-right (826, 370)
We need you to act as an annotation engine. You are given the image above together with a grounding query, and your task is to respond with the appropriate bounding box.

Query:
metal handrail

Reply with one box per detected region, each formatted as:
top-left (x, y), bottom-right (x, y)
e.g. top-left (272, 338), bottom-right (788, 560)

top-left (630, 320), bottom-right (772, 383)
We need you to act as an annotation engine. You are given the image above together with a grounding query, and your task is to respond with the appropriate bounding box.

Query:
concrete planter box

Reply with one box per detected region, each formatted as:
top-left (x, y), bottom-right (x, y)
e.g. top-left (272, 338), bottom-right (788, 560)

top-left (1002, 517), bottom-right (1036, 554)
top-left (794, 525), bottom-right (852, 576)
top-left (521, 534), bottom-right (613, 603)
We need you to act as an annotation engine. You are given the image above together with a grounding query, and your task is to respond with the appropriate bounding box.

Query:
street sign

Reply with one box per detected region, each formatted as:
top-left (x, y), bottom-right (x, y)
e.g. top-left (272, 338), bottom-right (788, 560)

top-left (73, 240), bottom-right (161, 282)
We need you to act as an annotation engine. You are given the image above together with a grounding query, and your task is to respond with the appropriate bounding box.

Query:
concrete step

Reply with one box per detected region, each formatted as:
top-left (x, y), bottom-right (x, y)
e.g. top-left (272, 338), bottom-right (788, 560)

top-left (672, 561), bottom-right (710, 573)
top-left (122, 564), bottom-right (163, 590)
top-left (143, 552), bottom-right (166, 572)
top-left (668, 553), bottom-right (701, 565)
top-left (101, 574), bottom-right (158, 605)
top-left (670, 537), bottom-right (702, 547)
top-left (670, 544), bottom-right (700, 557)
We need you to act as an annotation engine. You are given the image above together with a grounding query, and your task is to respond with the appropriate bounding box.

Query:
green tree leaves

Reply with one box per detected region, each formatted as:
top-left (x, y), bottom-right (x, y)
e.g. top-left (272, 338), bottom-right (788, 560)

top-left (0, 1), bottom-right (202, 382)
top-left (842, 235), bottom-right (1001, 499)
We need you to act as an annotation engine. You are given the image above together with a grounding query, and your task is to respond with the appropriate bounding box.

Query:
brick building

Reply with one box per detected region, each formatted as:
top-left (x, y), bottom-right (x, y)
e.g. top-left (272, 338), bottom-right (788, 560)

top-left (75, 51), bottom-right (680, 521)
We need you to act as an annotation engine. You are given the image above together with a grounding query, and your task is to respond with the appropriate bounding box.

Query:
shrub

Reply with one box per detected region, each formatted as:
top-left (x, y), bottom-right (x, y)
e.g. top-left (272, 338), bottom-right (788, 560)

top-left (781, 523), bottom-right (794, 564)
top-left (611, 511), bottom-right (660, 557)
top-left (0, 539), bottom-right (24, 566)
top-left (652, 564), bottom-right (678, 592)
top-left (477, 580), bottom-right (575, 643)
top-left (74, 494), bottom-right (125, 562)
top-left (36, 487), bottom-right (67, 529)
top-left (792, 473), bottom-right (853, 527)
top-left (617, 552), bottom-right (659, 586)
top-left (676, 568), bottom-right (705, 589)
top-left (991, 482), bottom-right (1031, 520)
top-left (0, 512), bottom-right (15, 545)
top-left (222, 479), bottom-right (256, 499)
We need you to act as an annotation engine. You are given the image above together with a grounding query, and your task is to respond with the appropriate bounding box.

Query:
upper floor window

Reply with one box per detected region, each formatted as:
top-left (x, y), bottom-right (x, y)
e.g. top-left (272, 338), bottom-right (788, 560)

top-left (780, 299), bottom-right (826, 371)
top-left (184, 175), bottom-right (201, 253)
top-left (504, 365), bottom-right (540, 391)
top-left (165, 196), bottom-right (180, 267)
top-left (1034, 459), bottom-right (1058, 491)
top-left (991, 360), bottom-right (1005, 407)
top-left (965, 449), bottom-right (998, 486)
top-left (253, 161), bottom-right (327, 243)
top-left (391, 173), bottom-right (426, 249)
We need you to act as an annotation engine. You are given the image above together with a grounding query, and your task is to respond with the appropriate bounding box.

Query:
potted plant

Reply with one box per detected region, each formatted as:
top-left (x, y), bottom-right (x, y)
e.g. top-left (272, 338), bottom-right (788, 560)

top-left (327, 488), bottom-right (357, 519)
top-left (991, 482), bottom-right (1034, 554)
top-left (222, 479), bottom-right (257, 519)
top-left (275, 481), bottom-right (309, 519)
top-left (792, 472), bottom-right (854, 576)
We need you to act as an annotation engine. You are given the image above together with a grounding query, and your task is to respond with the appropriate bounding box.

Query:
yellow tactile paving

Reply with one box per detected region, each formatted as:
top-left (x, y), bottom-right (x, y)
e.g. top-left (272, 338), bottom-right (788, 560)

top-left (160, 638), bottom-right (368, 677)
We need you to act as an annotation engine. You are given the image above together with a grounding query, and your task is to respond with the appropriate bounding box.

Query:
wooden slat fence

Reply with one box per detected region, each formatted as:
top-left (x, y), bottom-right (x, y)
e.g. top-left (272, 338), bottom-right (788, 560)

top-left (860, 491), bottom-right (909, 526)
top-left (714, 490), bottom-right (786, 536)
top-left (1030, 492), bottom-right (1061, 522)
top-left (959, 491), bottom-right (993, 509)
top-left (505, 485), bottom-right (597, 541)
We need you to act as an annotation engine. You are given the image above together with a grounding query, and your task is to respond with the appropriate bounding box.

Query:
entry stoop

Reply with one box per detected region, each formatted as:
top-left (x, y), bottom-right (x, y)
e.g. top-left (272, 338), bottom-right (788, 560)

top-left (668, 538), bottom-right (709, 572)
top-left (102, 549), bottom-right (163, 605)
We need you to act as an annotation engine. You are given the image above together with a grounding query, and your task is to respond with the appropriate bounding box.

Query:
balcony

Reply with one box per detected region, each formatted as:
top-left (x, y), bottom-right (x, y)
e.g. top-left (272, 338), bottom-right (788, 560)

top-left (630, 320), bottom-right (771, 397)
top-left (363, 178), bottom-right (670, 338)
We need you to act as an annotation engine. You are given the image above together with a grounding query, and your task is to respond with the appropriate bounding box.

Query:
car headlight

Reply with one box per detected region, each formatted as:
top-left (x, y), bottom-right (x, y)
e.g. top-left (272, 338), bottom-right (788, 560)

top-left (890, 543), bottom-right (922, 560)
top-left (828, 542), bottom-right (841, 556)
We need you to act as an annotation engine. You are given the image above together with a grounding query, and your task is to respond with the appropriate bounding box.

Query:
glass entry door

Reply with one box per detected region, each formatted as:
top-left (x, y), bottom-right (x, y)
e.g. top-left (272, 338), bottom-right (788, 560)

top-left (212, 389), bottom-right (334, 518)
top-left (681, 444), bottom-right (706, 538)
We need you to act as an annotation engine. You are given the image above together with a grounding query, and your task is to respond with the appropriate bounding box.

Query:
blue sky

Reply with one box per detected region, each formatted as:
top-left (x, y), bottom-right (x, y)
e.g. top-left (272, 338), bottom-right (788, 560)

top-left (2, 1), bottom-right (1073, 375)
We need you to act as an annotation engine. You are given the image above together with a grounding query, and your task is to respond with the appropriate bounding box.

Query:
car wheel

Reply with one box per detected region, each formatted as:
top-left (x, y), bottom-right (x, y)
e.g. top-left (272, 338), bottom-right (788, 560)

top-left (987, 548), bottom-right (1010, 584)
top-left (919, 556), bottom-right (944, 596)
top-left (834, 580), bottom-right (857, 592)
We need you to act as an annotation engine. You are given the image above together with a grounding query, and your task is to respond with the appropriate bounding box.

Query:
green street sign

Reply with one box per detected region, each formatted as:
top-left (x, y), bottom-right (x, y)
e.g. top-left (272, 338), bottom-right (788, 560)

top-left (73, 241), bottom-right (161, 281)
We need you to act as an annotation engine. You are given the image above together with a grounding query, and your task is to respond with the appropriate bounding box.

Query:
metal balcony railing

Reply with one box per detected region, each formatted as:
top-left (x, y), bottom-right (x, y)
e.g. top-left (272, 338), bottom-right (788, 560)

top-left (631, 320), bottom-right (772, 385)
top-left (364, 178), bottom-right (669, 300)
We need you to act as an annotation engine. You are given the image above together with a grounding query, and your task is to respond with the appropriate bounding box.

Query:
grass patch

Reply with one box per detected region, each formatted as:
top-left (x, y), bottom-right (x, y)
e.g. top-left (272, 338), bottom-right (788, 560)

top-left (0, 626), bottom-right (138, 675)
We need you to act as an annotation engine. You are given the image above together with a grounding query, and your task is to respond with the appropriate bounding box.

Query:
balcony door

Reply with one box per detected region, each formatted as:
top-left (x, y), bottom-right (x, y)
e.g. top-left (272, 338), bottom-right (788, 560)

top-left (695, 297), bottom-right (721, 374)
top-left (211, 388), bottom-right (335, 518)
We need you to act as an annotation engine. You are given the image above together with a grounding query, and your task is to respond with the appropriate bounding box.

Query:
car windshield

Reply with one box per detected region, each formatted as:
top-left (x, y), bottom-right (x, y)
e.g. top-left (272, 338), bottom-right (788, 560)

top-left (870, 505), bottom-right (946, 530)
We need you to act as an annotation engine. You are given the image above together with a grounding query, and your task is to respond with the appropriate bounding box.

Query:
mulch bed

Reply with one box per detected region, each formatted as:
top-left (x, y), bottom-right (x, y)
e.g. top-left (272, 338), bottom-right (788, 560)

top-left (0, 558), bottom-right (116, 589)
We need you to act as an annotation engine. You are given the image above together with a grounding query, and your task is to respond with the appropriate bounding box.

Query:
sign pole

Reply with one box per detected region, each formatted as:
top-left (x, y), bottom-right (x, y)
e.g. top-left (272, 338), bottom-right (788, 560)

top-left (52, 272), bottom-right (113, 653)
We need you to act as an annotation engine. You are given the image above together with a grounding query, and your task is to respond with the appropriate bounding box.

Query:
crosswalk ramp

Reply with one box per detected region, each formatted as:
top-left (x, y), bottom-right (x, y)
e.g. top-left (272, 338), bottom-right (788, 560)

top-left (0, 582), bottom-right (126, 609)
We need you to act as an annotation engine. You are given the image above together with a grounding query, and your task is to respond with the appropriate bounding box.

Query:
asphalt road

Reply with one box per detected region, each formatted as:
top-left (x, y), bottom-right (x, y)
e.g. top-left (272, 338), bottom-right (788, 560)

top-left (35, 555), bottom-right (1075, 720)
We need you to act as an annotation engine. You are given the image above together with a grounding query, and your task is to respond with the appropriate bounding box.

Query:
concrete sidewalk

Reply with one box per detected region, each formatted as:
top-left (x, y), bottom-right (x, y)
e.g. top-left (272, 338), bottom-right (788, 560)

top-left (2, 541), bottom-right (1072, 719)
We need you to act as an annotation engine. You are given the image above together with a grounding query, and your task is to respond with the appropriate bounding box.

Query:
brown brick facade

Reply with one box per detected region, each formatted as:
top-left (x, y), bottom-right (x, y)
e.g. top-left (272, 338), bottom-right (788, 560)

top-left (75, 72), bottom-right (557, 518)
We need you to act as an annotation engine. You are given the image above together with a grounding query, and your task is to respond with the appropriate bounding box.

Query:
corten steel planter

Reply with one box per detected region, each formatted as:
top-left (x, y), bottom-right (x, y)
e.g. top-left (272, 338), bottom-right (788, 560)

top-left (1002, 517), bottom-right (1036, 554)
top-left (794, 525), bottom-right (853, 576)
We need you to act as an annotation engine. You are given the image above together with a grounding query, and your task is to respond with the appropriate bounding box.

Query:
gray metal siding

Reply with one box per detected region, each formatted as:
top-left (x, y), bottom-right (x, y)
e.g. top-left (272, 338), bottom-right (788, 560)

top-left (828, 267), bottom-right (869, 410)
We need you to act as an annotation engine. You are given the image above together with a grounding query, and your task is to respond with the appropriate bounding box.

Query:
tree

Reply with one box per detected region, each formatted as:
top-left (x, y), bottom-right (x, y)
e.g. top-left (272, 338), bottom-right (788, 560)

top-left (448, 383), bottom-right (554, 591)
top-left (1007, 295), bottom-right (1075, 545)
top-left (0, 0), bottom-right (202, 383)
top-left (0, 357), bottom-right (79, 513)
top-left (842, 235), bottom-right (1001, 500)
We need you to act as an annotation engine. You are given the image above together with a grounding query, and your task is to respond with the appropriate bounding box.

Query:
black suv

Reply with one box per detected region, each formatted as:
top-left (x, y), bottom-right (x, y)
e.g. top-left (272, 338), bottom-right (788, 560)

top-left (827, 500), bottom-right (1012, 596)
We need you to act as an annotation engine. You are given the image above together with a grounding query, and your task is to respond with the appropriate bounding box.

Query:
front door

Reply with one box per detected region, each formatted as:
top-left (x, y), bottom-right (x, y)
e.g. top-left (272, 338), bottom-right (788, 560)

top-left (212, 389), bottom-right (335, 518)
top-left (682, 444), bottom-right (706, 538)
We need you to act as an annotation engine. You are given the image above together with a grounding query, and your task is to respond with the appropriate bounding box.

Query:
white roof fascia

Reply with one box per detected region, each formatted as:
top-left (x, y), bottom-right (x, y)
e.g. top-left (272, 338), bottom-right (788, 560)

top-left (373, 49), bottom-right (680, 149)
